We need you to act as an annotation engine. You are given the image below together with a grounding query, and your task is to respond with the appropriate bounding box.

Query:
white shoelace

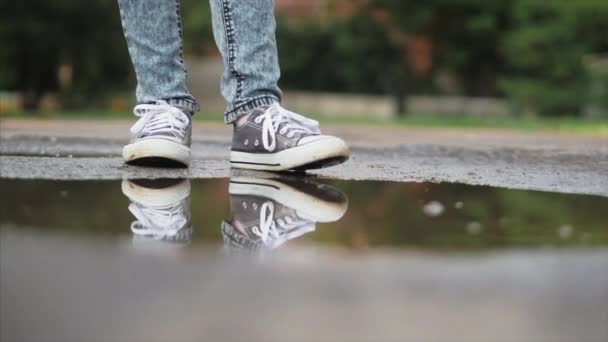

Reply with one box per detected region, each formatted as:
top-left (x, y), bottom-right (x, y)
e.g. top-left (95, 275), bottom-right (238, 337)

top-left (130, 101), bottom-right (189, 142)
top-left (251, 201), bottom-right (315, 248)
top-left (129, 203), bottom-right (188, 240)
top-left (253, 103), bottom-right (321, 152)
top-left (252, 201), bottom-right (280, 243)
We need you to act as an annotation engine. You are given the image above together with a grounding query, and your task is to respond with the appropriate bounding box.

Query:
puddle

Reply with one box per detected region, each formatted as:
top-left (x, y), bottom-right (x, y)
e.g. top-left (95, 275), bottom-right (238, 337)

top-left (2, 177), bottom-right (606, 251)
top-left (2, 176), bottom-right (608, 341)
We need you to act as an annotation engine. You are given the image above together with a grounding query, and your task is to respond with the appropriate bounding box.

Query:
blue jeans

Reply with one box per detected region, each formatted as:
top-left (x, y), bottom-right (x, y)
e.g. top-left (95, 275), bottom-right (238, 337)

top-left (117, 0), bottom-right (282, 123)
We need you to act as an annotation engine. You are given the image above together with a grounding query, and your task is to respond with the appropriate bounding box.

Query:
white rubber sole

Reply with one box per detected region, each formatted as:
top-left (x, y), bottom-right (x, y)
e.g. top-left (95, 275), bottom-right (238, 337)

top-left (229, 176), bottom-right (348, 222)
top-left (121, 179), bottom-right (191, 207)
top-left (123, 138), bottom-right (191, 166)
top-left (230, 135), bottom-right (349, 171)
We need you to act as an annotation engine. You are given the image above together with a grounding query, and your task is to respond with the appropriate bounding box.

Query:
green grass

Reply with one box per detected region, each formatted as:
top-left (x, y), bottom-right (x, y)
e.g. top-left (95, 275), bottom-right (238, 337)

top-left (3, 110), bottom-right (607, 136)
top-left (395, 113), bottom-right (608, 135)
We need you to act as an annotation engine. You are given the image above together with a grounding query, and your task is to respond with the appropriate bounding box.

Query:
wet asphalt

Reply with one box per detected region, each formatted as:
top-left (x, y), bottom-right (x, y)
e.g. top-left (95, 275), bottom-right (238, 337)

top-left (1, 119), bottom-right (607, 196)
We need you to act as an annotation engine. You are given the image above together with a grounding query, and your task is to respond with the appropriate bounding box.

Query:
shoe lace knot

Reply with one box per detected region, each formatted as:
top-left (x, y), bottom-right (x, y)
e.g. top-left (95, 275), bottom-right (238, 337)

top-left (250, 200), bottom-right (314, 249)
top-left (129, 203), bottom-right (188, 240)
top-left (253, 103), bottom-right (320, 152)
top-left (130, 101), bottom-right (189, 141)
top-left (252, 201), bottom-right (280, 243)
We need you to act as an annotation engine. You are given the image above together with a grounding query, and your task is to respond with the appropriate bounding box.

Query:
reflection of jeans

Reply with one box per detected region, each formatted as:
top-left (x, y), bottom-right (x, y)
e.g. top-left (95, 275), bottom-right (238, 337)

top-left (117, 0), bottom-right (282, 123)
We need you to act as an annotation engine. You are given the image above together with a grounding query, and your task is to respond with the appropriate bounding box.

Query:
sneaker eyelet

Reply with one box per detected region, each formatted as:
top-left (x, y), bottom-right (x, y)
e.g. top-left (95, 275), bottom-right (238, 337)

top-left (242, 202), bottom-right (247, 209)
top-left (244, 139), bottom-right (249, 146)
top-left (277, 218), bottom-right (285, 225)
top-left (254, 117), bottom-right (261, 124)
top-left (287, 133), bottom-right (294, 138)
top-left (254, 139), bottom-right (259, 146)
top-left (252, 203), bottom-right (258, 210)
top-left (279, 129), bottom-right (286, 134)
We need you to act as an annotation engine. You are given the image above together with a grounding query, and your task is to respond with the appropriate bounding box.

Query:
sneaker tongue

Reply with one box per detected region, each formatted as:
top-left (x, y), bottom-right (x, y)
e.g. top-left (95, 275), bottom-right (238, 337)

top-left (280, 108), bottom-right (321, 134)
top-left (130, 103), bottom-right (189, 134)
top-left (290, 112), bottom-right (319, 130)
top-left (234, 112), bottom-right (253, 127)
top-left (255, 105), bottom-right (271, 113)
top-left (235, 105), bottom-right (270, 127)
top-left (130, 115), bottom-right (147, 134)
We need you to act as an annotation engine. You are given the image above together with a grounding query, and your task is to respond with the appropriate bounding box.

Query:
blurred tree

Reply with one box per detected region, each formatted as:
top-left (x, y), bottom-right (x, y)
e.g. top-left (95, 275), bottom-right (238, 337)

top-left (277, 15), bottom-right (405, 94)
top-left (0, 0), bottom-right (213, 111)
top-left (279, 0), bottom-right (608, 116)
top-left (368, 0), bottom-right (512, 96)
top-left (0, 1), bottom-right (132, 110)
top-left (181, 0), bottom-right (214, 56)
top-left (277, 14), bottom-right (411, 113)
top-left (2, 0), bottom-right (607, 116)
top-left (500, 0), bottom-right (608, 116)
top-left (276, 0), bottom-right (514, 113)
top-left (584, 54), bottom-right (608, 118)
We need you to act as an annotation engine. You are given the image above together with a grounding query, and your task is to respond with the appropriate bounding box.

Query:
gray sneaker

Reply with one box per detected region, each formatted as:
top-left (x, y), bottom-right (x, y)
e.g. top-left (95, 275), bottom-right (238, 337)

top-left (222, 176), bottom-right (348, 251)
top-left (123, 101), bottom-right (192, 167)
top-left (230, 103), bottom-right (349, 171)
top-left (122, 178), bottom-right (193, 244)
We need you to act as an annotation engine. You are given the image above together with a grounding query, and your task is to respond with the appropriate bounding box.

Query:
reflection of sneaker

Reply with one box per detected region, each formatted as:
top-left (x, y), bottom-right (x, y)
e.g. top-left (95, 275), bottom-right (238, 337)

top-left (230, 103), bottom-right (350, 171)
top-left (123, 101), bottom-right (192, 167)
top-left (222, 176), bottom-right (348, 251)
top-left (121, 178), bottom-right (192, 244)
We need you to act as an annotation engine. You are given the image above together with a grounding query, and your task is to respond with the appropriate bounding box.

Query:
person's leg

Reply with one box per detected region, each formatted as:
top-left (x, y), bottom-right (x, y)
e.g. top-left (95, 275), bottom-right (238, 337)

top-left (118, 0), bottom-right (197, 166)
top-left (118, 0), bottom-right (199, 113)
top-left (209, 0), bottom-right (350, 171)
top-left (209, 0), bottom-right (282, 124)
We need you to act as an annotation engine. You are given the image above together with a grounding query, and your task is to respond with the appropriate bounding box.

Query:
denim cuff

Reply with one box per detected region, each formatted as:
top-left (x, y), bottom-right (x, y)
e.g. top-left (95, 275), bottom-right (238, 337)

top-left (224, 96), bottom-right (280, 123)
top-left (163, 97), bottom-right (200, 115)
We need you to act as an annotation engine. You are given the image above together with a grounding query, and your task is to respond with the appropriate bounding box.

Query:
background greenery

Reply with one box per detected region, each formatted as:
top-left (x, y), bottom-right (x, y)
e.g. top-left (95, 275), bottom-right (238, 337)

top-left (1, 0), bottom-right (608, 117)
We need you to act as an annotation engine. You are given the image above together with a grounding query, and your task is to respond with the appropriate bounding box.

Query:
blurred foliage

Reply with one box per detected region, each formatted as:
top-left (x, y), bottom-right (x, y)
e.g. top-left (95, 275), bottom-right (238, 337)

top-left (368, 0), bottom-right (512, 97)
top-left (181, 0), bottom-right (214, 56)
top-left (0, 1), bottom-right (132, 110)
top-left (500, 0), bottom-right (608, 116)
top-left (277, 15), bottom-right (406, 95)
top-left (0, 0), bottom-right (210, 110)
top-left (357, 0), bottom-right (608, 116)
top-left (586, 68), bottom-right (608, 117)
top-left (1, 0), bottom-right (608, 116)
